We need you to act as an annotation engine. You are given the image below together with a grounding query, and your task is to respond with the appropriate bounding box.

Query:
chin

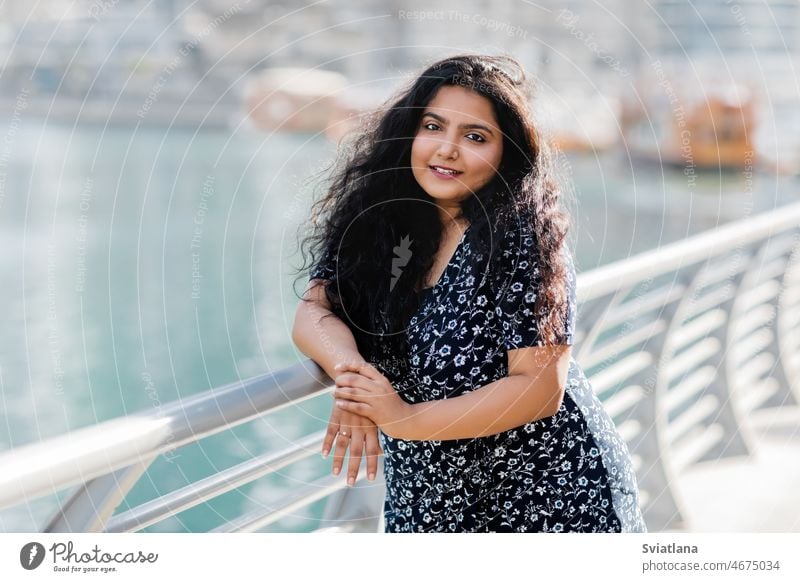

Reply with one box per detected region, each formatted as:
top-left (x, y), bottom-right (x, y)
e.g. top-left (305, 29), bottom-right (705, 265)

top-left (426, 190), bottom-right (464, 202)
top-left (421, 182), bottom-right (464, 198)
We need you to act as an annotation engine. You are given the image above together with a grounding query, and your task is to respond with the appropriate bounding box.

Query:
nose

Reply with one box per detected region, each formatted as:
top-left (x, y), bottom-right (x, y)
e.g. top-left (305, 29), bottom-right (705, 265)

top-left (435, 134), bottom-right (459, 160)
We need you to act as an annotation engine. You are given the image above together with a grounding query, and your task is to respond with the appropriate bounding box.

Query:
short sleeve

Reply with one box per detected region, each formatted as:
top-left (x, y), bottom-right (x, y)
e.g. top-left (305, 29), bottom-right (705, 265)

top-left (493, 229), bottom-right (576, 349)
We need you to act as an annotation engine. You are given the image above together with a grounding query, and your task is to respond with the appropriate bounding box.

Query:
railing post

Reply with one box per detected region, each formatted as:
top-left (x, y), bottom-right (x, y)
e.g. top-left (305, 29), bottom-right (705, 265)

top-left (778, 237), bottom-right (800, 401)
top-left (757, 231), bottom-right (800, 409)
top-left (677, 251), bottom-right (753, 466)
top-left (44, 459), bottom-right (154, 532)
top-left (631, 266), bottom-right (706, 532)
top-left (316, 464), bottom-right (386, 533)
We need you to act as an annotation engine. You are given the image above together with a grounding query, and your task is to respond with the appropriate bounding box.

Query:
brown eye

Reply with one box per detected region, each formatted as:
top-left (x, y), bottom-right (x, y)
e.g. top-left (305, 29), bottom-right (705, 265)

top-left (467, 133), bottom-right (486, 143)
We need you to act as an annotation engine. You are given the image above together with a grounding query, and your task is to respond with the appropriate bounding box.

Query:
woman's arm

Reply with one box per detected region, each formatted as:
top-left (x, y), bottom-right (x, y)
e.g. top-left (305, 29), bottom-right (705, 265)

top-left (292, 279), bottom-right (382, 484)
top-left (292, 279), bottom-right (364, 376)
top-left (401, 345), bottom-right (571, 440)
top-left (333, 344), bottom-right (571, 441)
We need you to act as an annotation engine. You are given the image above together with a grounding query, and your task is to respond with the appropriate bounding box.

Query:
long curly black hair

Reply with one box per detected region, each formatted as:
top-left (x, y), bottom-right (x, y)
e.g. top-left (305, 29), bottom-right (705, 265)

top-left (295, 53), bottom-right (572, 366)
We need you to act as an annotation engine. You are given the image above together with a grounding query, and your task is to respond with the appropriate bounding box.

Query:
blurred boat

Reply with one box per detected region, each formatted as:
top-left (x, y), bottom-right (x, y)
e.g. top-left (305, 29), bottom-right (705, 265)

top-left (324, 85), bottom-right (391, 143)
top-left (625, 83), bottom-right (758, 170)
top-left (244, 67), bottom-right (347, 133)
top-left (243, 68), bottom-right (396, 144)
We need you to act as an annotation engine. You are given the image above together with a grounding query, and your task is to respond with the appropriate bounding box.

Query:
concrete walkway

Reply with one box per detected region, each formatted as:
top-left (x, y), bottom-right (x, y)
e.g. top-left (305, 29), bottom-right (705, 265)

top-left (674, 406), bottom-right (800, 532)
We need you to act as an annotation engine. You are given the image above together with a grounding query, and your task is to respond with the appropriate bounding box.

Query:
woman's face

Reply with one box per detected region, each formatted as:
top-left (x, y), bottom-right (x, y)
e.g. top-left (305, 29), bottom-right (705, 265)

top-left (410, 85), bottom-right (504, 222)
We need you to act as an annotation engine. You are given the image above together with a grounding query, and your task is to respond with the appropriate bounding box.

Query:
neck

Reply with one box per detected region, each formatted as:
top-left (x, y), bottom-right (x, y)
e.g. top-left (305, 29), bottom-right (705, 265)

top-left (436, 204), bottom-right (465, 229)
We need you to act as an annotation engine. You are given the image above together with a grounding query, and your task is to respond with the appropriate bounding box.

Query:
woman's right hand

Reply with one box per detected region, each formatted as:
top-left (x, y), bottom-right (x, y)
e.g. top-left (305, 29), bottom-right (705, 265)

top-left (323, 400), bottom-right (383, 486)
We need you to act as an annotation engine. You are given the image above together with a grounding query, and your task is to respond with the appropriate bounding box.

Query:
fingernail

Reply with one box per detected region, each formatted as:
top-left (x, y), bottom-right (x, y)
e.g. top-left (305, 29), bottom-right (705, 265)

top-left (368, 473), bottom-right (375, 481)
top-left (347, 477), bottom-right (355, 486)
top-left (322, 449), bottom-right (329, 458)
top-left (336, 401), bottom-right (344, 408)
top-left (333, 467), bottom-right (340, 475)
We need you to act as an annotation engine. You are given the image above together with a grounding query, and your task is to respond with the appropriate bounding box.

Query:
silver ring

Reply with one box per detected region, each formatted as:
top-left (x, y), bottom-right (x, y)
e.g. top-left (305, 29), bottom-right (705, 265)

top-left (339, 431), bottom-right (350, 438)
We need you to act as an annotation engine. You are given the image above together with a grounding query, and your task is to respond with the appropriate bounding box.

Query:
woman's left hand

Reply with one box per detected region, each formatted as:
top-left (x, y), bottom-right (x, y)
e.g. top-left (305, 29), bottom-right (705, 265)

top-left (333, 362), bottom-right (414, 439)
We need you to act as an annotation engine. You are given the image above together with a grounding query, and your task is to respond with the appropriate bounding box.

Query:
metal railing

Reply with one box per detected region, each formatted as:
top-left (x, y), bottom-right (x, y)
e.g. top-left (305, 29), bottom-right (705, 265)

top-left (1, 202), bottom-right (798, 533)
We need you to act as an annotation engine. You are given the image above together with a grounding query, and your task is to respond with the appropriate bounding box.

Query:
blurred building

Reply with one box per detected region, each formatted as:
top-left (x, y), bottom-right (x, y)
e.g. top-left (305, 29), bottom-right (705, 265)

top-left (650, 0), bottom-right (800, 56)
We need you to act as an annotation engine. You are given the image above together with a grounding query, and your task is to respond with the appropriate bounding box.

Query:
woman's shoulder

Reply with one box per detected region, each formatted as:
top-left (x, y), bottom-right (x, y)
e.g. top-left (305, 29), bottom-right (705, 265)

top-left (490, 209), bottom-right (538, 262)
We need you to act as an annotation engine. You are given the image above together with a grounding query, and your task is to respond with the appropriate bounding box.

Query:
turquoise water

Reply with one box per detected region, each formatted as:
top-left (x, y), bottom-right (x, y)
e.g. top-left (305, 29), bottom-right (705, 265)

top-left (0, 122), bottom-right (795, 532)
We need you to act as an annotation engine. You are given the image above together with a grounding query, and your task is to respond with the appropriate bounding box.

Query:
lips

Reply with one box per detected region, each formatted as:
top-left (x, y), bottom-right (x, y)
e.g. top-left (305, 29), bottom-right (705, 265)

top-left (429, 165), bottom-right (463, 177)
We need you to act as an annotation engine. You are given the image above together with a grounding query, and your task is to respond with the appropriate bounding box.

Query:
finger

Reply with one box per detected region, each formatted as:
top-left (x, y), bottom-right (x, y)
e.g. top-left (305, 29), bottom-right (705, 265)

top-left (321, 407), bottom-right (340, 459)
top-left (334, 361), bottom-right (383, 382)
top-left (333, 386), bottom-right (371, 403)
top-left (331, 426), bottom-right (352, 477)
top-left (364, 426), bottom-right (382, 481)
top-left (346, 430), bottom-right (365, 487)
top-left (334, 372), bottom-right (374, 391)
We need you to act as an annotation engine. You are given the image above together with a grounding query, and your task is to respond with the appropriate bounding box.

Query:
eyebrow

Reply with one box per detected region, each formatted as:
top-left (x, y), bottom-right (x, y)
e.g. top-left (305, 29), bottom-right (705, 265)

top-left (421, 112), bottom-right (495, 136)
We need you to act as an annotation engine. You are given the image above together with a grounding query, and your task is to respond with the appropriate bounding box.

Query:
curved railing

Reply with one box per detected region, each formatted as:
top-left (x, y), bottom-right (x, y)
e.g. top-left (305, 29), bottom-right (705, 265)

top-left (1, 202), bottom-right (798, 533)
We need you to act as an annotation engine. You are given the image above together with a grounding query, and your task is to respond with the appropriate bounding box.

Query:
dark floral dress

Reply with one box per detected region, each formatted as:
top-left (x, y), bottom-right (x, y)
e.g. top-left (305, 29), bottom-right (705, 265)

top-left (310, 216), bottom-right (647, 533)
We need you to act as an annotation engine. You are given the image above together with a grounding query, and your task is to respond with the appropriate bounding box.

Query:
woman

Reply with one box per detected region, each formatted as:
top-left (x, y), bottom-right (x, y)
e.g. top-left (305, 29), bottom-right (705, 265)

top-left (292, 54), bottom-right (646, 533)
